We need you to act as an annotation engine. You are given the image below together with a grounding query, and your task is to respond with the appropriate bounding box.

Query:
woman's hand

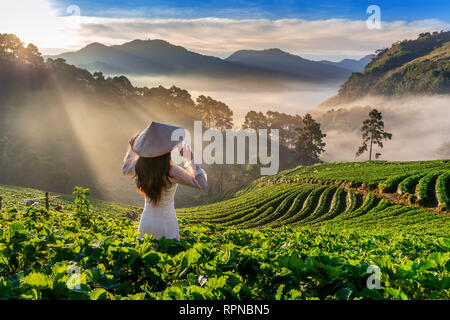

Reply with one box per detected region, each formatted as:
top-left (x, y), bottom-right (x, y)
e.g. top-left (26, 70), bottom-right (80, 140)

top-left (129, 134), bottom-right (139, 147)
top-left (179, 143), bottom-right (194, 161)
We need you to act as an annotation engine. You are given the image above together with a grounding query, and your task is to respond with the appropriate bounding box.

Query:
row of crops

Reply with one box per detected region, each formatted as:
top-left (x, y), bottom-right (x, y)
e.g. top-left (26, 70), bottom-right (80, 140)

top-left (178, 182), bottom-right (450, 236)
top-left (377, 170), bottom-right (449, 209)
top-left (178, 160), bottom-right (450, 234)
top-left (260, 160), bottom-right (450, 210)
top-left (266, 160), bottom-right (450, 188)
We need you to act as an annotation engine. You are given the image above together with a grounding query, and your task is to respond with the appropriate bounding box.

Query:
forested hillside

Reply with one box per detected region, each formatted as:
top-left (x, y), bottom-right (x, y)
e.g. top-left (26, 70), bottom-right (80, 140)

top-left (319, 31), bottom-right (450, 108)
top-left (0, 34), bottom-right (299, 206)
top-left (0, 34), bottom-right (203, 202)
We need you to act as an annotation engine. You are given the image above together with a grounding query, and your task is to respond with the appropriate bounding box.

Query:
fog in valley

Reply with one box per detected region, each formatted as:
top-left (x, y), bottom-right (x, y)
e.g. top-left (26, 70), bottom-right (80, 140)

top-left (314, 95), bottom-right (450, 162)
top-left (128, 75), bottom-right (341, 125)
top-left (129, 75), bottom-right (450, 163)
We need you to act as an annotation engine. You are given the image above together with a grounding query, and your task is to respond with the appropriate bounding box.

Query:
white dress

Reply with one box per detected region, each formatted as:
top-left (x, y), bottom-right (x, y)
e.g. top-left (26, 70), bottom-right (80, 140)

top-left (121, 147), bottom-right (207, 240)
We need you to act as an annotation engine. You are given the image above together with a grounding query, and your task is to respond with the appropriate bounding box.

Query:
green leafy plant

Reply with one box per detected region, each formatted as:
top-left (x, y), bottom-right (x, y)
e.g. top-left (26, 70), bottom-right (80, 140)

top-left (73, 187), bottom-right (92, 226)
top-left (0, 160), bottom-right (449, 300)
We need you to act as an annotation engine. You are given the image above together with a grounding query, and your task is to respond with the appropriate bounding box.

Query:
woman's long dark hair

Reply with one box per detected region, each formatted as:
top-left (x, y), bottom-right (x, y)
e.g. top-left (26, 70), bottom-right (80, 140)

top-left (134, 152), bottom-right (173, 205)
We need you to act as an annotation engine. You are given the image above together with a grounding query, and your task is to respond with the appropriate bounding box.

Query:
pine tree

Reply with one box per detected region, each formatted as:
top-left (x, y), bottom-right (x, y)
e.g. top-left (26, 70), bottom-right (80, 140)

top-left (356, 109), bottom-right (392, 160)
top-left (295, 114), bottom-right (326, 165)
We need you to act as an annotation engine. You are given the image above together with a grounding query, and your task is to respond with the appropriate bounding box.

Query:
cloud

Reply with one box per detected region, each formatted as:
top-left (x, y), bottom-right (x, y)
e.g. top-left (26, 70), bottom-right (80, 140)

top-left (2, 1), bottom-right (446, 60)
top-left (50, 16), bottom-right (449, 60)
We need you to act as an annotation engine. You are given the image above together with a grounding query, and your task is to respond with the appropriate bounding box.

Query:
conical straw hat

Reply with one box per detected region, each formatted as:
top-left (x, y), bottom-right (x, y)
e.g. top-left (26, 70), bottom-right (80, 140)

top-left (132, 121), bottom-right (185, 158)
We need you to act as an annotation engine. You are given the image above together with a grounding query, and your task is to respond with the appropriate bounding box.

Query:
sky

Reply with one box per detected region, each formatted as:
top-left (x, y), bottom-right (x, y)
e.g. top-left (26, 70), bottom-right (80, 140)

top-left (49, 0), bottom-right (450, 21)
top-left (1, 0), bottom-right (449, 60)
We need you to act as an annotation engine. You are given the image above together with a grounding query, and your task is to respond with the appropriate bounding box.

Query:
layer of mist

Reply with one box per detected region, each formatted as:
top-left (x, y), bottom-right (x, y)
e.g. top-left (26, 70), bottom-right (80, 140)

top-left (313, 95), bottom-right (450, 162)
top-left (129, 75), bottom-right (449, 163)
top-left (128, 75), bottom-right (341, 124)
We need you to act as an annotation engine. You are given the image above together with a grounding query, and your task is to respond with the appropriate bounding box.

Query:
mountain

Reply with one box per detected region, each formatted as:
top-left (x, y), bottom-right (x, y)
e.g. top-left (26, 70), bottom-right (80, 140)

top-left (48, 40), bottom-right (360, 84)
top-left (50, 40), bottom-right (236, 75)
top-left (319, 54), bottom-right (375, 73)
top-left (317, 31), bottom-right (450, 109)
top-left (225, 48), bottom-right (353, 82)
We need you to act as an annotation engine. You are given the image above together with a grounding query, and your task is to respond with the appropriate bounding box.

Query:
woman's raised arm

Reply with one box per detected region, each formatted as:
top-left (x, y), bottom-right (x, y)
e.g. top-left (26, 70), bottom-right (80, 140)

top-left (170, 159), bottom-right (208, 189)
top-left (122, 146), bottom-right (139, 176)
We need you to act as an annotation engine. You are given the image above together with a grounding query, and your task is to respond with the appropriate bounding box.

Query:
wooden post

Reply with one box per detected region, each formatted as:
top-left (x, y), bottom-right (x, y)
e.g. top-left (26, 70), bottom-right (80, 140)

top-left (0, 196), bottom-right (2, 210)
top-left (45, 192), bottom-right (49, 210)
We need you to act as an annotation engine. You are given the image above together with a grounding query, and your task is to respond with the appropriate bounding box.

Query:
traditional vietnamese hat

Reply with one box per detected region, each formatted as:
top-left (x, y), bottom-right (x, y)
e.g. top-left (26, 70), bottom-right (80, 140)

top-left (132, 121), bottom-right (185, 158)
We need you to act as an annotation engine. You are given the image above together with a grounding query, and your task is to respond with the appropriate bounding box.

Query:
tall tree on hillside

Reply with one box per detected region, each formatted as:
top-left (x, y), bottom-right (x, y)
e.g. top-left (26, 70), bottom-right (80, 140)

top-left (0, 33), bottom-right (24, 61)
top-left (266, 111), bottom-right (302, 149)
top-left (242, 110), bottom-right (302, 149)
top-left (356, 109), bottom-right (392, 160)
top-left (295, 114), bottom-right (326, 165)
top-left (142, 85), bottom-right (199, 121)
top-left (242, 111), bottom-right (268, 130)
top-left (0, 34), bottom-right (43, 66)
top-left (196, 95), bottom-right (233, 130)
top-left (195, 95), bottom-right (234, 196)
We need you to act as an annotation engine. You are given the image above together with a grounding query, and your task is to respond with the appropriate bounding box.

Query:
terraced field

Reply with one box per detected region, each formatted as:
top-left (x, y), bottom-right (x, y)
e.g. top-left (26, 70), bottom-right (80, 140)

top-left (1, 160), bottom-right (449, 300)
top-left (178, 160), bottom-right (450, 235)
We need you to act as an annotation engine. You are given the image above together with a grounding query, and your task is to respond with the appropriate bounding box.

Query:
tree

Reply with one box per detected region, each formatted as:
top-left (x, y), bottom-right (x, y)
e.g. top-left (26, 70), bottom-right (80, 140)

top-left (93, 71), bottom-right (105, 81)
top-left (195, 95), bottom-right (233, 130)
top-left (266, 111), bottom-right (302, 149)
top-left (195, 95), bottom-right (233, 196)
top-left (242, 111), bottom-right (268, 130)
top-left (21, 43), bottom-right (44, 65)
top-left (295, 114), bottom-right (326, 166)
top-left (0, 33), bottom-right (23, 62)
top-left (107, 75), bottom-right (135, 96)
top-left (143, 85), bottom-right (198, 120)
top-left (356, 109), bottom-right (392, 160)
top-left (242, 110), bottom-right (302, 149)
top-left (0, 34), bottom-right (43, 66)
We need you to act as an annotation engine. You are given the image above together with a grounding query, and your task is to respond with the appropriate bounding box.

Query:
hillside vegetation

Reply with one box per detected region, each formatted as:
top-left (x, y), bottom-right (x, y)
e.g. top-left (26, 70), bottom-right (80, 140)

top-left (0, 184), bottom-right (140, 218)
top-left (1, 160), bottom-right (449, 300)
top-left (320, 31), bottom-right (450, 107)
top-left (0, 33), bottom-right (301, 207)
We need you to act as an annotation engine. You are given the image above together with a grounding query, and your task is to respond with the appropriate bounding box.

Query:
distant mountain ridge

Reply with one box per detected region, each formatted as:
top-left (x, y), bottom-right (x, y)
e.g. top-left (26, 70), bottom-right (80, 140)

top-left (225, 48), bottom-right (353, 81)
top-left (319, 54), bottom-right (375, 73)
top-left (317, 31), bottom-right (450, 109)
top-left (47, 40), bottom-right (373, 84)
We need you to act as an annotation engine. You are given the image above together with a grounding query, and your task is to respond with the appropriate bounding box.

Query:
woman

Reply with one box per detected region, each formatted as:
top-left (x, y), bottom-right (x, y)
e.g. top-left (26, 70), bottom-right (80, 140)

top-left (121, 121), bottom-right (207, 240)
